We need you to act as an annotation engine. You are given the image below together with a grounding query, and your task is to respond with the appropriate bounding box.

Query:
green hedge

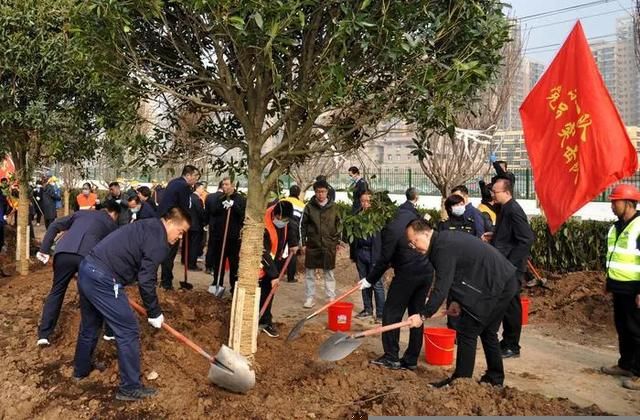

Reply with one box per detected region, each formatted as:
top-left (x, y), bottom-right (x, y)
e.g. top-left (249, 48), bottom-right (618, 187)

top-left (530, 216), bottom-right (610, 273)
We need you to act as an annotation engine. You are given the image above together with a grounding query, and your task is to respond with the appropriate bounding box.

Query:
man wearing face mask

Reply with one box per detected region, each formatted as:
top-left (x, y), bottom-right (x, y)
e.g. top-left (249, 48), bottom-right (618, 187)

top-left (451, 185), bottom-right (484, 238)
top-left (119, 194), bottom-right (142, 225)
top-left (73, 207), bottom-right (191, 401)
top-left (259, 201), bottom-right (297, 337)
top-left (76, 182), bottom-right (98, 210)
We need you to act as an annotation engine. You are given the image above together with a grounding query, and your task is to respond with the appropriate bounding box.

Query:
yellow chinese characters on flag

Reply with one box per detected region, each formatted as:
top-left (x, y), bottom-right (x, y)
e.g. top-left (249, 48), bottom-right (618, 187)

top-left (519, 21), bottom-right (637, 234)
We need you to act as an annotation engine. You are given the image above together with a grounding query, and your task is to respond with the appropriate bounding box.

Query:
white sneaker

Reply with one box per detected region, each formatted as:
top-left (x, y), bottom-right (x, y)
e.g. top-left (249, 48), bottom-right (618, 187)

top-left (103, 335), bottom-right (115, 341)
top-left (37, 338), bottom-right (50, 347)
top-left (303, 298), bottom-right (314, 308)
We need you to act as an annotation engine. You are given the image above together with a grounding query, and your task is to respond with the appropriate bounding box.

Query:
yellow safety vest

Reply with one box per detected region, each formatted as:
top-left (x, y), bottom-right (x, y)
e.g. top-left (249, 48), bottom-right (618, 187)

top-left (478, 203), bottom-right (496, 224)
top-left (606, 217), bottom-right (640, 282)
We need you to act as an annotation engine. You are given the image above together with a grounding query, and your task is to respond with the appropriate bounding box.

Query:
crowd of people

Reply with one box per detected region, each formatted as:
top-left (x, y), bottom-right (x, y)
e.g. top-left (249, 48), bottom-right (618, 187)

top-left (1, 156), bottom-right (637, 401)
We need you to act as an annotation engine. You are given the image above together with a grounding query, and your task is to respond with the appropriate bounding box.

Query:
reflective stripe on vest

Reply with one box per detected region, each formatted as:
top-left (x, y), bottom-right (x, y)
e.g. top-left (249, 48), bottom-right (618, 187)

top-left (606, 217), bottom-right (640, 282)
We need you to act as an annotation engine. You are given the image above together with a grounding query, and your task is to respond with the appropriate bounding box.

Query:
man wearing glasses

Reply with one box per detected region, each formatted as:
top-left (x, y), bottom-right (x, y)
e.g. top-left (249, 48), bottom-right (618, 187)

top-left (482, 178), bottom-right (534, 359)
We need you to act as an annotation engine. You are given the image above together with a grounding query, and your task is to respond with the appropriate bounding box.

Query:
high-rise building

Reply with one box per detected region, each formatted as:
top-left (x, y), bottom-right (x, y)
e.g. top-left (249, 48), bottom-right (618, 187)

top-left (614, 16), bottom-right (640, 126)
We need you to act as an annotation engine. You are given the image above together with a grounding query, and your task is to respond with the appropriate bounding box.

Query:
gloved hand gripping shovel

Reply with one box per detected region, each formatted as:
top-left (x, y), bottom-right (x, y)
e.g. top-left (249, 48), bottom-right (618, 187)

top-left (286, 282), bottom-right (361, 341)
top-left (259, 253), bottom-right (293, 317)
top-left (210, 207), bottom-right (231, 297)
top-left (128, 298), bottom-right (255, 393)
top-left (318, 319), bottom-right (414, 361)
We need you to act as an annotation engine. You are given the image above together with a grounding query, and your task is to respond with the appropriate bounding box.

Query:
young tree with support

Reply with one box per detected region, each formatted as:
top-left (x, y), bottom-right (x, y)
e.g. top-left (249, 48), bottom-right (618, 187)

top-left (82, 0), bottom-right (511, 358)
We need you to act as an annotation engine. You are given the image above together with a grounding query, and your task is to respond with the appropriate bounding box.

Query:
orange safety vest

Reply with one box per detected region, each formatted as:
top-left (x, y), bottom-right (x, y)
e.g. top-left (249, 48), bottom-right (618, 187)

top-left (77, 193), bottom-right (98, 210)
top-left (259, 204), bottom-right (288, 278)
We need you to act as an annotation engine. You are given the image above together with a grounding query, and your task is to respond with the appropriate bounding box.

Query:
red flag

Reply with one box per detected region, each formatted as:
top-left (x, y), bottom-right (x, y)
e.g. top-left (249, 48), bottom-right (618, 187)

top-left (520, 21), bottom-right (637, 234)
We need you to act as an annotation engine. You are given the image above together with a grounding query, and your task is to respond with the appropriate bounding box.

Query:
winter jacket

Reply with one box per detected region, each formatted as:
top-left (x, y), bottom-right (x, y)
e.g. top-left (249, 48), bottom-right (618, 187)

top-left (301, 197), bottom-right (340, 270)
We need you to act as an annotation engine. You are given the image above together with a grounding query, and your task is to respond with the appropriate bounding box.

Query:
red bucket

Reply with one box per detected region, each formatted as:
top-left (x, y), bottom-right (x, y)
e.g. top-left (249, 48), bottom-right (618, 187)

top-left (521, 296), bottom-right (530, 326)
top-left (424, 327), bottom-right (456, 365)
top-left (327, 302), bottom-right (354, 332)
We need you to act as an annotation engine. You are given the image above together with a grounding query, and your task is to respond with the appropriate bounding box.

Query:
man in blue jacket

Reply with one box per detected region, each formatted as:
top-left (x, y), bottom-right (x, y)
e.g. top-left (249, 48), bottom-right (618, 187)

top-left (73, 207), bottom-right (190, 401)
top-left (158, 165), bottom-right (200, 289)
top-left (451, 185), bottom-right (485, 238)
top-left (36, 201), bottom-right (122, 346)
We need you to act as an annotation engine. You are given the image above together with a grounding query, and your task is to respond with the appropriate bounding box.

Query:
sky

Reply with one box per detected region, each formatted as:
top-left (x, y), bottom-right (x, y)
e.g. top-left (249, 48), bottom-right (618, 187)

top-left (506, 0), bottom-right (636, 66)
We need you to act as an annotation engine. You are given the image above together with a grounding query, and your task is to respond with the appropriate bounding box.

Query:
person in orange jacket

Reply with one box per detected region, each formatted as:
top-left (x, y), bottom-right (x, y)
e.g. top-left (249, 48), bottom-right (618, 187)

top-left (76, 183), bottom-right (99, 210)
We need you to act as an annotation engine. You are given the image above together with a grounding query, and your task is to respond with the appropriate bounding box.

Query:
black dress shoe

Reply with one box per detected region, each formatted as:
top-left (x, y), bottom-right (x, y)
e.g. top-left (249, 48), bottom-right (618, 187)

top-left (430, 376), bottom-right (456, 388)
top-left (479, 374), bottom-right (504, 387)
top-left (400, 360), bottom-right (418, 371)
top-left (370, 356), bottom-right (402, 370)
top-left (501, 348), bottom-right (520, 359)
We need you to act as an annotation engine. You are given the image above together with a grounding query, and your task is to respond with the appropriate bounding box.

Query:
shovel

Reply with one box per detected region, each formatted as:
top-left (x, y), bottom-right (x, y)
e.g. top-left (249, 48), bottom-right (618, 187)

top-left (180, 231), bottom-right (193, 290)
top-left (209, 208), bottom-right (231, 298)
top-left (526, 260), bottom-right (549, 289)
top-left (128, 298), bottom-right (255, 393)
top-left (286, 282), bottom-right (361, 342)
top-left (318, 319), bottom-right (413, 361)
top-left (259, 253), bottom-right (294, 317)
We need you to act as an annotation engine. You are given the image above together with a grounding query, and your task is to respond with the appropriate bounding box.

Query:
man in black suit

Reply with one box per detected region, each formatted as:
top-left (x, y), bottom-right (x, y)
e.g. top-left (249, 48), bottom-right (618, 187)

top-left (35, 201), bottom-right (121, 346)
top-left (158, 165), bottom-right (200, 290)
top-left (184, 182), bottom-right (206, 270)
top-left (483, 178), bottom-right (534, 358)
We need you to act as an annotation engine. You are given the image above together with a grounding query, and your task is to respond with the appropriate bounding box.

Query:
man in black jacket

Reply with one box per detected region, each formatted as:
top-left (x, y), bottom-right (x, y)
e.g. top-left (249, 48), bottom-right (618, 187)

top-left (184, 182), bottom-right (206, 270)
top-left (73, 208), bottom-right (190, 401)
top-left (35, 201), bottom-right (122, 346)
top-left (348, 166), bottom-right (369, 213)
top-left (483, 178), bottom-right (534, 358)
top-left (206, 177), bottom-right (246, 295)
top-left (158, 165), bottom-right (200, 290)
top-left (361, 187), bottom-right (433, 370)
top-left (406, 219), bottom-right (519, 388)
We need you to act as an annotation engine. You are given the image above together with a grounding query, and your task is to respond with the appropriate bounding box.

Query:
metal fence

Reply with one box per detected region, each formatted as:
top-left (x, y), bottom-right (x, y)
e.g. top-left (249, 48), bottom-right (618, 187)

top-left (319, 168), bottom-right (640, 202)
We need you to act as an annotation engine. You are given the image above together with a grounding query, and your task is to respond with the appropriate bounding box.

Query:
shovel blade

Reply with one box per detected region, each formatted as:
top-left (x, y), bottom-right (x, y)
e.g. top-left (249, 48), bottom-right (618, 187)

top-left (208, 344), bottom-right (255, 394)
top-left (286, 318), bottom-right (307, 342)
top-left (179, 281), bottom-right (193, 290)
top-left (318, 332), bottom-right (363, 361)
top-left (208, 284), bottom-right (226, 298)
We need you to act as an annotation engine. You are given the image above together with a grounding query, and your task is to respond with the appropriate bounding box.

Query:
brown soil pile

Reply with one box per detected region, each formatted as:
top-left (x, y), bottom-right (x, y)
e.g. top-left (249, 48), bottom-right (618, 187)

top-left (0, 268), bottom-right (607, 418)
top-left (525, 271), bottom-right (615, 346)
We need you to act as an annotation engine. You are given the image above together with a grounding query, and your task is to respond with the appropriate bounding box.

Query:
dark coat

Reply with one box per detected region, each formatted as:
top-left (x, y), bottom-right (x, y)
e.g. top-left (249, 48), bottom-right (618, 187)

top-left (188, 192), bottom-right (206, 231)
top-left (137, 201), bottom-right (157, 220)
top-left (424, 230), bottom-right (518, 325)
top-left (157, 176), bottom-right (192, 216)
top-left (301, 197), bottom-right (340, 269)
top-left (438, 215), bottom-right (476, 236)
top-left (206, 191), bottom-right (245, 241)
top-left (40, 210), bottom-right (118, 256)
top-left (367, 201), bottom-right (433, 284)
top-left (351, 177), bottom-right (369, 212)
top-left (40, 184), bottom-right (59, 220)
top-left (491, 198), bottom-right (534, 274)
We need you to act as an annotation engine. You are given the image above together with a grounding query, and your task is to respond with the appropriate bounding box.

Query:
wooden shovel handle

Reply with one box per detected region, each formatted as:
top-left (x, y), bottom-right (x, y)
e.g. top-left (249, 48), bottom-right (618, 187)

top-left (527, 259), bottom-right (543, 280)
top-left (259, 254), bottom-right (293, 317)
top-left (354, 319), bottom-right (414, 339)
top-left (128, 298), bottom-right (214, 363)
top-left (308, 282), bottom-right (361, 319)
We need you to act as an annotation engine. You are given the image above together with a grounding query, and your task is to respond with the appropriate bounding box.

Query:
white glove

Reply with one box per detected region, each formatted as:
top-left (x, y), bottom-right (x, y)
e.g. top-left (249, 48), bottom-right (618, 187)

top-left (36, 197), bottom-right (41, 201)
top-left (222, 199), bottom-right (234, 209)
top-left (36, 252), bottom-right (50, 265)
top-left (147, 314), bottom-right (164, 329)
top-left (95, 198), bottom-right (100, 204)
top-left (359, 278), bottom-right (372, 290)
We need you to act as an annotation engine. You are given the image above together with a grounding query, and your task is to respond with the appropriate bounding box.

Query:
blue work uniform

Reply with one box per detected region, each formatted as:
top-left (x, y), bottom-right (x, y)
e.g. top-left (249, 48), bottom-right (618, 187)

top-left (73, 218), bottom-right (169, 392)
top-left (38, 210), bottom-right (118, 340)
top-left (157, 177), bottom-right (191, 288)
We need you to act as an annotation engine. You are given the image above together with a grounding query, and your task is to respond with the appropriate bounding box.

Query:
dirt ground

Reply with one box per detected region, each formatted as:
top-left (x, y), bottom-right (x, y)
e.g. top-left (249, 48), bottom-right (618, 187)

top-left (0, 218), bottom-right (638, 417)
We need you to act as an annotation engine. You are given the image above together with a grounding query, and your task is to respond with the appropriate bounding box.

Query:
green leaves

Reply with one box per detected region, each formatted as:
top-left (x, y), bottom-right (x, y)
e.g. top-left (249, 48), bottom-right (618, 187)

top-left (253, 12), bottom-right (263, 30)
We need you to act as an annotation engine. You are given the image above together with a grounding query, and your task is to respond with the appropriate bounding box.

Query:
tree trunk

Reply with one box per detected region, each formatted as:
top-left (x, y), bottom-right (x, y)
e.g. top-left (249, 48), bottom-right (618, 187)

top-left (228, 157), bottom-right (266, 358)
top-left (64, 189), bottom-right (70, 216)
top-left (16, 181), bottom-right (30, 275)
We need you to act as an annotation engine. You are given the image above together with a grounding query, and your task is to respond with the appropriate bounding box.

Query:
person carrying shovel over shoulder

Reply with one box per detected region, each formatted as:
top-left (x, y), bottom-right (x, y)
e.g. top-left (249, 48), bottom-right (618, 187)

top-left (73, 207), bottom-right (190, 401)
top-left (405, 219), bottom-right (519, 388)
top-left (258, 200), bottom-right (297, 338)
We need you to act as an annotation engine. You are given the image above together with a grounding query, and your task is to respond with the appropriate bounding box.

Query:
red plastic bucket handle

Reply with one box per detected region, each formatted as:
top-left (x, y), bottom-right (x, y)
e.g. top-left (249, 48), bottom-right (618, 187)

top-left (425, 335), bottom-right (455, 352)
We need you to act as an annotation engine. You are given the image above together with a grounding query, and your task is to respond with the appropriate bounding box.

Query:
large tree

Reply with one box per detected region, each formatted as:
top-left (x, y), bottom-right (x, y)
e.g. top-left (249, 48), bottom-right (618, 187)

top-left (0, 0), bottom-right (139, 275)
top-left (82, 0), bottom-right (510, 356)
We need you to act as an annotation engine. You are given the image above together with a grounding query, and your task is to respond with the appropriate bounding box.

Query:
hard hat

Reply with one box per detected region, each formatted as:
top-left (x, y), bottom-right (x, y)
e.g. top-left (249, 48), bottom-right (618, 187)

top-left (609, 184), bottom-right (640, 201)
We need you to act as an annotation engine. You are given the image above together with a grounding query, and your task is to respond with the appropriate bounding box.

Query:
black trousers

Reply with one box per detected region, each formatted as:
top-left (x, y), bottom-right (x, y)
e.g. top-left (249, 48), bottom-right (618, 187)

top-left (286, 251), bottom-right (298, 282)
top-left (381, 273), bottom-right (431, 365)
top-left (160, 242), bottom-right (180, 288)
top-left (38, 253), bottom-right (84, 339)
top-left (182, 230), bottom-right (203, 269)
top-left (500, 272), bottom-right (523, 352)
top-left (613, 292), bottom-right (640, 376)
top-left (259, 276), bottom-right (274, 326)
top-left (454, 275), bottom-right (518, 385)
top-left (207, 237), bottom-right (240, 292)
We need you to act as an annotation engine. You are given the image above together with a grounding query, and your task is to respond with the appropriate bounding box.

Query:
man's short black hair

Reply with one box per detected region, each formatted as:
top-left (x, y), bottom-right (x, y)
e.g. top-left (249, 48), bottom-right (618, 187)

top-left (348, 166), bottom-right (360, 175)
top-left (496, 160), bottom-right (508, 169)
top-left (137, 186), bottom-right (151, 198)
top-left (405, 187), bottom-right (418, 201)
top-left (407, 218), bottom-right (433, 233)
top-left (181, 165), bottom-right (200, 177)
top-left (315, 175), bottom-right (327, 182)
top-left (313, 179), bottom-right (330, 191)
top-left (195, 182), bottom-right (205, 189)
top-left (273, 200), bottom-right (293, 218)
top-left (451, 185), bottom-right (469, 196)
top-left (128, 195), bottom-right (141, 204)
top-left (103, 199), bottom-right (122, 215)
top-left (163, 206), bottom-right (192, 226)
top-left (444, 194), bottom-right (465, 215)
top-left (495, 178), bottom-right (513, 195)
top-left (289, 185), bottom-right (301, 198)
top-left (82, 182), bottom-right (91, 190)
top-left (108, 182), bottom-right (120, 189)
